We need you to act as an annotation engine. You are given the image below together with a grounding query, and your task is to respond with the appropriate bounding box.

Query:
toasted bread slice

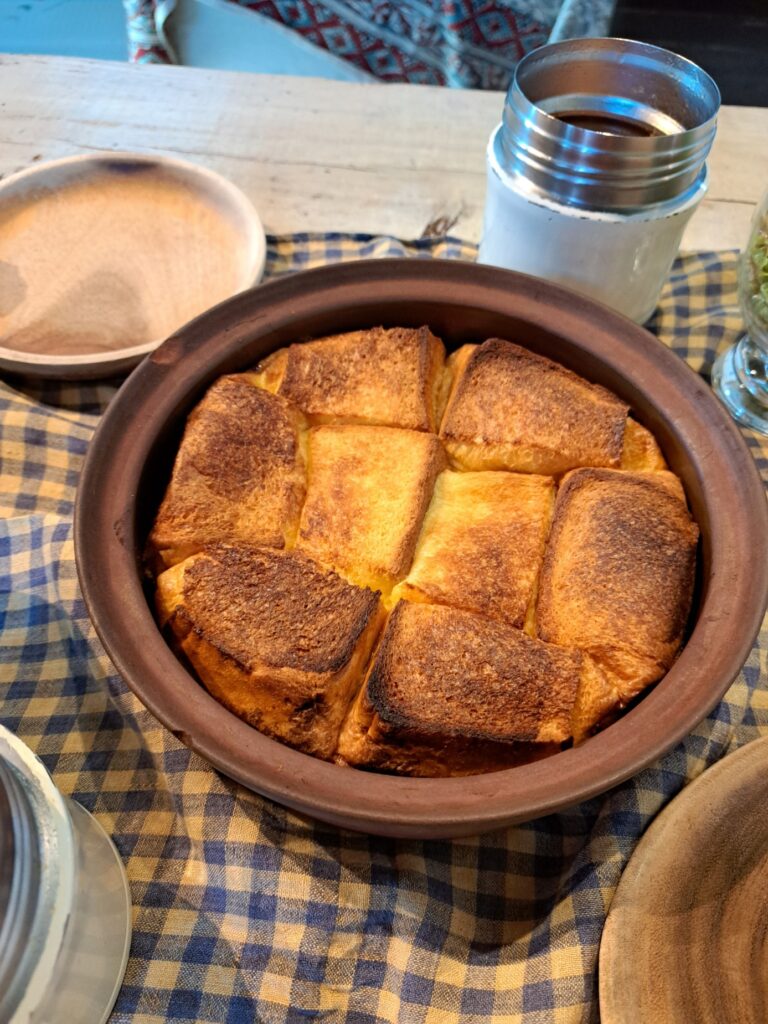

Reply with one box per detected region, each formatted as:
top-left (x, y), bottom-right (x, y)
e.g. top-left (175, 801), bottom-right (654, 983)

top-left (148, 376), bottom-right (306, 571)
top-left (439, 338), bottom-right (628, 474)
top-left (250, 349), bottom-right (288, 393)
top-left (620, 418), bottom-right (667, 471)
top-left (536, 468), bottom-right (699, 700)
top-left (296, 424), bottom-right (446, 592)
top-left (336, 601), bottom-right (607, 776)
top-left (157, 545), bottom-right (384, 760)
top-left (437, 344), bottom-right (475, 427)
top-left (571, 653), bottom-right (621, 743)
top-left (337, 688), bottom-right (561, 777)
top-left (393, 470), bottom-right (555, 628)
top-left (273, 326), bottom-right (446, 431)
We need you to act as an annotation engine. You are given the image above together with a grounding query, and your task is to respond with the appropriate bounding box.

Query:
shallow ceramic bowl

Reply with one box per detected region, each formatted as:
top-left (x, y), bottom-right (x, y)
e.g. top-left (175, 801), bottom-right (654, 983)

top-left (75, 260), bottom-right (768, 838)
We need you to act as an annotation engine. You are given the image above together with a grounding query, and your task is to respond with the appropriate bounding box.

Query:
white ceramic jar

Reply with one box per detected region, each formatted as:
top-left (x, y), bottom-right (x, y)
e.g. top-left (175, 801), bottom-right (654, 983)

top-left (0, 726), bottom-right (132, 1024)
top-left (478, 38), bottom-right (720, 323)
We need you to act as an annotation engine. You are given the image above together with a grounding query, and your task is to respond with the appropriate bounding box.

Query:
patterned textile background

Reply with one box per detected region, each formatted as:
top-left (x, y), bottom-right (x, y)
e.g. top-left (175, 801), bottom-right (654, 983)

top-left (124, 0), bottom-right (178, 63)
top-left (2, 234), bottom-right (766, 1024)
top-left (123, 0), bottom-right (616, 87)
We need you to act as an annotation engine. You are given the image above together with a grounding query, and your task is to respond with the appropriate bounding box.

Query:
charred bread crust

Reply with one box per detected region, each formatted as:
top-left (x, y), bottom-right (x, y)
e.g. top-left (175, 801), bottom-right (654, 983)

top-left (156, 545), bottom-right (385, 760)
top-left (366, 602), bottom-right (583, 745)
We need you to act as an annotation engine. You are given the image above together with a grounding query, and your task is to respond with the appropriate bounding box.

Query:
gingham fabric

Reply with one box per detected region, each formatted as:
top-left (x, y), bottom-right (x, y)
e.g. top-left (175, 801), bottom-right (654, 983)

top-left (2, 234), bottom-right (766, 1024)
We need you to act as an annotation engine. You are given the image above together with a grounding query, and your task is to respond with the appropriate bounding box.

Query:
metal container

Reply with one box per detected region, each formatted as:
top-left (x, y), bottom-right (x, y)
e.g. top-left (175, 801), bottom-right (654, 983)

top-left (0, 726), bottom-right (132, 1024)
top-left (478, 38), bottom-right (721, 322)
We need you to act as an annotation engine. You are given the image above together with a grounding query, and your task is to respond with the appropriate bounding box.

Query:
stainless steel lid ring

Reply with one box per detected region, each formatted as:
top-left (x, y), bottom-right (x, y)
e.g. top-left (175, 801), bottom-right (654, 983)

top-left (498, 38), bottom-right (721, 212)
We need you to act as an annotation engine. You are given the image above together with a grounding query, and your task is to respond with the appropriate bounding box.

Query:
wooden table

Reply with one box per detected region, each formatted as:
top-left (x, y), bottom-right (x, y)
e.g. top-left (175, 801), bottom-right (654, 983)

top-left (0, 53), bottom-right (766, 250)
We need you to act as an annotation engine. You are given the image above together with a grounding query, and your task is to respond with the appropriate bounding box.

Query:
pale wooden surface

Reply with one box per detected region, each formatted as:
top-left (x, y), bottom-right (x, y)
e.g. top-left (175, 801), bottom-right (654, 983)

top-left (0, 54), bottom-right (766, 251)
top-left (600, 735), bottom-right (768, 1023)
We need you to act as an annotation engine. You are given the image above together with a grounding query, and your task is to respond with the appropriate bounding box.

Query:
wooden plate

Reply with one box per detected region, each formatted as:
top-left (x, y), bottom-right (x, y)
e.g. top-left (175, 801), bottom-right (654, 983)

top-left (600, 735), bottom-right (768, 1023)
top-left (0, 153), bottom-right (266, 379)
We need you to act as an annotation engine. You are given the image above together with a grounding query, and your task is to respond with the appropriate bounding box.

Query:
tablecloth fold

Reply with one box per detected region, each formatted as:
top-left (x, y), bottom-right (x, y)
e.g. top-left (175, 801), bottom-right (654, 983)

top-left (1, 234), bottom-right (765, 1024)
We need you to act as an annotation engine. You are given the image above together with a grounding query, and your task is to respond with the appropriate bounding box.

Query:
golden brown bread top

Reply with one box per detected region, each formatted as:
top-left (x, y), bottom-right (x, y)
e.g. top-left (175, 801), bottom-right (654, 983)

top-left (439, 344), bottom-right (475, 421)
top-left (148, 375), bottom-right (306, 569)
top-left (157, 544), bottom-right (381, 677)
top-left (620, 418), bottom-right (667, 471)
top-left (296, 424), bottom-right (446, 591)
top-left (536, 468), bottom-right (699, 696)
top-left (273, 326), bottom-right (446, 431)
top-left (395, 470), bottom-right (554, 627)
top-left (250, 350), bottom-right (287, 393)
top-left (366, 601), bottom-right (584, 744)
top-left (148, 327), bottom-right (696, 774)
top-left (440, 339), bottom-right (629, 473)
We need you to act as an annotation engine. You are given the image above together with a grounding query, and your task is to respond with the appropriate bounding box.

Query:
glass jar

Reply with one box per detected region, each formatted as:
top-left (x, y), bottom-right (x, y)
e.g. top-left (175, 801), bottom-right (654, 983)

top-left (712, 190), bottom-right (768, 434)
top-left (0, 725), bottom-right (132, 1024)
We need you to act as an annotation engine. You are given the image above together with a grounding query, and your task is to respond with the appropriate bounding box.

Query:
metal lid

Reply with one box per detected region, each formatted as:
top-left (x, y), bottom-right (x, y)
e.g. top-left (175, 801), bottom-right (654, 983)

top-left (0, 756), bottom-right (42, 1023)
top-left (498, 38), bottom-right (720, 212)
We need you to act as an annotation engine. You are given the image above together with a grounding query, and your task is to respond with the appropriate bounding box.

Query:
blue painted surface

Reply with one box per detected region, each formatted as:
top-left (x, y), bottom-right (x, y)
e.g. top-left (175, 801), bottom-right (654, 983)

top-left (0, 0), bottom-right (373, 79)
top-left (0, 0), bottom-right (127, 61)
top-left (168, 0), bottom-right (373, 80)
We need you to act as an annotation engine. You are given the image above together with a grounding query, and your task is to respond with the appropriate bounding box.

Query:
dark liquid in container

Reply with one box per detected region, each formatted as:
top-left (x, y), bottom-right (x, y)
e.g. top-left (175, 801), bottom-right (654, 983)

top-left (555, 112), bottom-right (666, 137)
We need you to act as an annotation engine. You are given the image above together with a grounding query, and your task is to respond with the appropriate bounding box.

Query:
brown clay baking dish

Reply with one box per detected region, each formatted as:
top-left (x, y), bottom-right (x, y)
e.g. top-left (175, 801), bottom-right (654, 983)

top-left (75, 260), bottom-right (768, 838)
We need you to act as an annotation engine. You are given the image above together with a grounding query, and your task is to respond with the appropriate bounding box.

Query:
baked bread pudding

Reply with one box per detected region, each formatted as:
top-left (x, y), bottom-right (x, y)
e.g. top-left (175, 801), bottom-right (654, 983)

top-left (148, 327), bottom-right (699, 777)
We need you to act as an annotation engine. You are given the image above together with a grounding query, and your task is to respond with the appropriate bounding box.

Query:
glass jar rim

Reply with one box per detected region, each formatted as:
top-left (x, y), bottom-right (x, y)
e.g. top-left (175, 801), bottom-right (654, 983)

top-left (0, 728), bottom-right (78, 1024)
top-left (0, 757), bottom-right (44, 1021)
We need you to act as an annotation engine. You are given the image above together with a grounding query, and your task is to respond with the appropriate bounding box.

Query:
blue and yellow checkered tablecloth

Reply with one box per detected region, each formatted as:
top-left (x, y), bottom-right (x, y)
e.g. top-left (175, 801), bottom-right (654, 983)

top-left (1, 234), bottom-right (766, 1024)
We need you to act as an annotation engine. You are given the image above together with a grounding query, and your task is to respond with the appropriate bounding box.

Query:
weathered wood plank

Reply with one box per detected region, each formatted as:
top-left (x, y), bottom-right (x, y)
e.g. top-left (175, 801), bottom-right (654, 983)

top-left (0, 55), bottom-right (763, 250)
